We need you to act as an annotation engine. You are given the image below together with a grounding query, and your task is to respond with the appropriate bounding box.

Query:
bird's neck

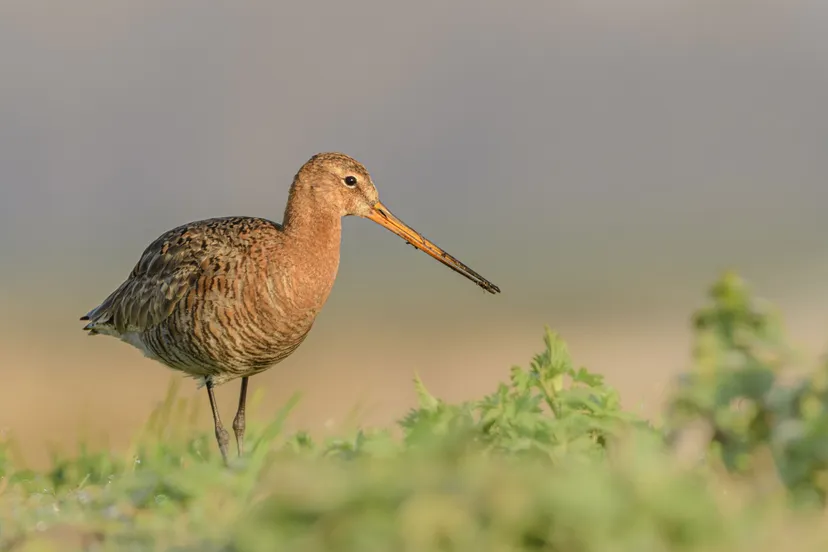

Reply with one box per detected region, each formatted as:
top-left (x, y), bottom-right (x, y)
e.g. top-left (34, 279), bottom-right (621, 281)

top-left (282, 190), bottom-right (343, 251)
top-left (283, 211), bottom-right (342, 260)
top-left (280, 191), bottom-right (343, 311)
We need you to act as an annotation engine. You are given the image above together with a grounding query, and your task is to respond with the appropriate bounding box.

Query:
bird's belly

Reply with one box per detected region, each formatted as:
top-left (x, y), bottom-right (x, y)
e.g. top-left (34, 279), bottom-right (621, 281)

top-left (138, 300), bottom-right (315, 380)
top-left (119, 331), bottom-right (161, 360)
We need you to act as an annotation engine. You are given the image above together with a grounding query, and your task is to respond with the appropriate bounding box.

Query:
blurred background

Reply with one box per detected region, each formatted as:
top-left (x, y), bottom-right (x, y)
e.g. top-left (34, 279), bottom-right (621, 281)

top-left (1, 0), bottom-right (827, 466)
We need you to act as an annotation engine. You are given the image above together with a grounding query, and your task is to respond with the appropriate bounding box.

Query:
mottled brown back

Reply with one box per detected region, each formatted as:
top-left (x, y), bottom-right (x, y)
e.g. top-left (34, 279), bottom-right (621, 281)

top-left (83, 217), bottom-right (279, 335)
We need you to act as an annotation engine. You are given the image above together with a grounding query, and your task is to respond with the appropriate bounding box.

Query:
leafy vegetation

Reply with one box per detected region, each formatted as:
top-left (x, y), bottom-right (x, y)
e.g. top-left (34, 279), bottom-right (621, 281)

top-left (2, 272), bottom-right (828, 551)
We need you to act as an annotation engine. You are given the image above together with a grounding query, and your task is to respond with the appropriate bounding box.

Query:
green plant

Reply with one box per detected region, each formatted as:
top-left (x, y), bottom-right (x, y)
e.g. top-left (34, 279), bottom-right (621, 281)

top-left (2, 273), bottom-right (828, 551)
top-left (665, 272), bottom-right (828, 506)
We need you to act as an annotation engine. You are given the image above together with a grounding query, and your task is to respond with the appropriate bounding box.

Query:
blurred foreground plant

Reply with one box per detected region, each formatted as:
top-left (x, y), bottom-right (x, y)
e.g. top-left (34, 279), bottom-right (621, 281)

top-left (665, 271), bottom-right (828, 505)
top-left (2, 272), bottom-right (828, 551)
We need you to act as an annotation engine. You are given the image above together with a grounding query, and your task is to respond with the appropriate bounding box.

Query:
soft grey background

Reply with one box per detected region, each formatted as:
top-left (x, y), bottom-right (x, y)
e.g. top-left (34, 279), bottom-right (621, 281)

top-left (1, 0), bottom-right (827, 464)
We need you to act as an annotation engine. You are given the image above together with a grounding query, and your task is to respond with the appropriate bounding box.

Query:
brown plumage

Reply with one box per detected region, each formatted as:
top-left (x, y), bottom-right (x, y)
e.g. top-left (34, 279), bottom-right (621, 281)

top-left (81, 152), bottom-right (500, 464)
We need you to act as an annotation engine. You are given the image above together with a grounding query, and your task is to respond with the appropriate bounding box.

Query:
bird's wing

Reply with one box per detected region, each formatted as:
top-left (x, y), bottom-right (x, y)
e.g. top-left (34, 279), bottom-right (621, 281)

top-left (81, 221), bottom-right (228, 335)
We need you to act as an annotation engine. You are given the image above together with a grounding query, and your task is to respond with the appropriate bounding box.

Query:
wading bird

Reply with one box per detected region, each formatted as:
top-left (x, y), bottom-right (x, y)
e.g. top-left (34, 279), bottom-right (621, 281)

top-left (81, 153), bottom-right (500, 464)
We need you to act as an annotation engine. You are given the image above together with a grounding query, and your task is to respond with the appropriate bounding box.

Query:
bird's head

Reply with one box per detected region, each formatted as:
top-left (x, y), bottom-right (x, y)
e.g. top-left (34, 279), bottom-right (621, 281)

top-left (289, 152), bottom-right (500, 294)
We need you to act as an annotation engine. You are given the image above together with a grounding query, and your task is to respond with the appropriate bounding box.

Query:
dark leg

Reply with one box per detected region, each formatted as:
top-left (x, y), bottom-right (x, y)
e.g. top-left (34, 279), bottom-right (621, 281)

top-left (232, 377), bottom-right (249, 457)
top-left (206, 378), bottom-right (230, 465)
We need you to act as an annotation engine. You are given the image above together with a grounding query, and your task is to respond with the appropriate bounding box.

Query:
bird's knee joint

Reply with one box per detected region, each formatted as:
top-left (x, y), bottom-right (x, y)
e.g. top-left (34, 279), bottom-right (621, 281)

top-left (233, 419), bottom-right (245, 433)
top-left (215, 426), bottom-right (230, 445)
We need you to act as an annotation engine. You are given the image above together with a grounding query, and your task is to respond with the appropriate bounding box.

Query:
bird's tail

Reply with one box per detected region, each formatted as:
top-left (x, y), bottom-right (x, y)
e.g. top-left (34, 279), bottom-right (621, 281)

top-left (79, 297), bottom-right (117, 335)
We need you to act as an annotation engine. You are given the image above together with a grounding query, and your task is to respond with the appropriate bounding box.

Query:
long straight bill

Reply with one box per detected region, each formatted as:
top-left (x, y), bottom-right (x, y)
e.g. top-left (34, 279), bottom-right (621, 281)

top-left (365, 201), bottom-right (501, 294)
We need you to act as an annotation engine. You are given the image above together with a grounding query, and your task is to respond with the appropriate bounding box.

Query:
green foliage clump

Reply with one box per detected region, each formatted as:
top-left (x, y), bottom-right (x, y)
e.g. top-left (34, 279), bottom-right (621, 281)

top-left (400, 327), bottom-right (648, 463)
top-left (1, 272), bottom-right (828, 551)
top-left (665, 271), bottom-right (828, 506)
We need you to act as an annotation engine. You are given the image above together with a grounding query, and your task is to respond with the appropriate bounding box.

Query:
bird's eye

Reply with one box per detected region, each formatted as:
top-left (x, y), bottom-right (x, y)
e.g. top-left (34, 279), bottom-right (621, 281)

top-left (344, 176), bottom-right (358, 187)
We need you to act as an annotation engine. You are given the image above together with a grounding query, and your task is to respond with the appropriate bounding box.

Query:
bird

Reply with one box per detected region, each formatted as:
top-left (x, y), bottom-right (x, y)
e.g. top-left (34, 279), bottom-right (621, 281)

top-left (80, 152), bottom-right (500, 464)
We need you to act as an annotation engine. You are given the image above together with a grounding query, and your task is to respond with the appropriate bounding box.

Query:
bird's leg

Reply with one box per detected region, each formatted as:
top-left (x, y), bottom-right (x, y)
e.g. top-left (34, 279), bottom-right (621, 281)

top-left (206, 378), bottom-right (230, 465)
top-left (232, 377), bottom-right (249, 457)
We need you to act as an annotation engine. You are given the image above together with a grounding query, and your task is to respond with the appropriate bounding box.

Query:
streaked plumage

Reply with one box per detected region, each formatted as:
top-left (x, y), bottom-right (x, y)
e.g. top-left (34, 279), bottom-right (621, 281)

top-left (83, 216), bottom-right (328, 385)
top-left (81, 152), bottom-right (500, 464)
